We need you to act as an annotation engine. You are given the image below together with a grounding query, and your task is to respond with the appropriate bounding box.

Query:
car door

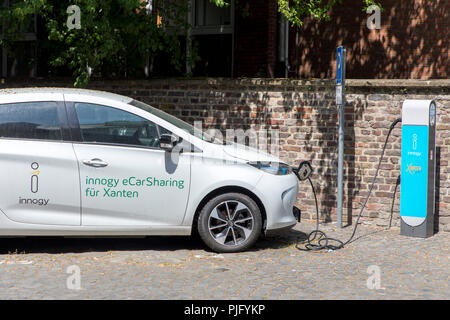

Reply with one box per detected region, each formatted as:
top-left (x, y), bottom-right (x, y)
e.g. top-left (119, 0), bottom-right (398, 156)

top-left (68, 101), bottom-right (191, 226)
top-left (0, 99), bottom-right (81, 225)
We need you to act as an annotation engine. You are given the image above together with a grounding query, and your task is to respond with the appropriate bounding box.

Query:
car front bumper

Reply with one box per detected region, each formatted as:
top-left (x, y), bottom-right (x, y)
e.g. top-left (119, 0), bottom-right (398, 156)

top-left (253, 172), bottom-right (299, 232)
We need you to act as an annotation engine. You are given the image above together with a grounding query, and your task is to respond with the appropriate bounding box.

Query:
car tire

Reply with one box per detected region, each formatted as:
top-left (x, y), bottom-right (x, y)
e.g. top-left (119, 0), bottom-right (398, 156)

top-left (197, 193), bottom-right (262, 253)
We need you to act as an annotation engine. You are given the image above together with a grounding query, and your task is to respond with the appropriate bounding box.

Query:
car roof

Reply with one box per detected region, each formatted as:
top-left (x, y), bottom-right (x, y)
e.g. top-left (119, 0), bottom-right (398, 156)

top-left (0, 87), bottom-right (133, 104)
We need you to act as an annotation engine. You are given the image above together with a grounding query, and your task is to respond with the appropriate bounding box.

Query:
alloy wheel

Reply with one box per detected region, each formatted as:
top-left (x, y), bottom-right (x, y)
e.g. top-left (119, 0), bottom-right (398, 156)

top-left (207, 200), bottom-right (254, 247)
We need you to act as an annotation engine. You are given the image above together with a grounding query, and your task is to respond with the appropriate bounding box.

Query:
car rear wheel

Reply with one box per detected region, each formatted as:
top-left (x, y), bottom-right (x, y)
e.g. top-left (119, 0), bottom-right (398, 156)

top-left (197, 193), bottom-right (262, 253)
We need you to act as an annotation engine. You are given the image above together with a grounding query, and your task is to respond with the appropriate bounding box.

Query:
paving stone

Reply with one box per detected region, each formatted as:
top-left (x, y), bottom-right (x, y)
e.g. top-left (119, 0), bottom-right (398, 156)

top-left (0, 222), bottom-right (448, 299)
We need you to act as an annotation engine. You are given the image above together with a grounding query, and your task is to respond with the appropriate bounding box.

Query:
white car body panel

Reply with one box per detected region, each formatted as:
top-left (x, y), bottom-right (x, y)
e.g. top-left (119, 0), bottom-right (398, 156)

top-left (0, 88), bottom-right (298, 236)
top-left (0, 140), bottom-right (81, 226)
top-left (74, 143), bottom-right (190, 226)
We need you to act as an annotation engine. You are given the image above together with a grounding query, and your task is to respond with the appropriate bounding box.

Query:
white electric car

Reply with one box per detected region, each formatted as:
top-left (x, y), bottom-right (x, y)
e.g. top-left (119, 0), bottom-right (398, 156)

top-left (0, 88), bottom-right (298, 252)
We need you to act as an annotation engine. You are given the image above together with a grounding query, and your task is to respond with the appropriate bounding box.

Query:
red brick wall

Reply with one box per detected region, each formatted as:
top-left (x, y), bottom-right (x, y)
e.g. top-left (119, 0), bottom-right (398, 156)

top-left (292, 0), bottom-right (450, 79)
top-left (234, 0), bottom-right (449, 79)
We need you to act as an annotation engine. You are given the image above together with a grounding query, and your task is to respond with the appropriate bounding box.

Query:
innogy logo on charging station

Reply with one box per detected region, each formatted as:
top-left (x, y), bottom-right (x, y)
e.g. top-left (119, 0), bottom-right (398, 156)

top-left (406, 133), bottom-right (422, 175)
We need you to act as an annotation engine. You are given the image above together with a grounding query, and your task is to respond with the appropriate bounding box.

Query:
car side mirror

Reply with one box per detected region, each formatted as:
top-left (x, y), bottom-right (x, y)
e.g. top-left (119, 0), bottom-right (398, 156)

top-left (159, 133), bottom-right (179, 151)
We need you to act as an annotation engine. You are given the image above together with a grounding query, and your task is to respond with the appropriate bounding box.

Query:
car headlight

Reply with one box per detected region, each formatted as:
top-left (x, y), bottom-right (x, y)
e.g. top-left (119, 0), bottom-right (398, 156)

top-left (247, 161), bottom-right (292, 175)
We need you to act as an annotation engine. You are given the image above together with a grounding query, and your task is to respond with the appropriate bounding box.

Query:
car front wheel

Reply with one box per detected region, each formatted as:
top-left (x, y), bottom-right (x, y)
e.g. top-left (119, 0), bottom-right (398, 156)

top-left (197, 193), bottom-right (262, 253)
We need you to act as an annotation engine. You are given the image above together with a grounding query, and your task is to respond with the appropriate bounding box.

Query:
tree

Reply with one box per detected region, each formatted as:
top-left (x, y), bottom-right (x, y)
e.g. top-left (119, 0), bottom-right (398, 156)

top-left (1, 0), bottom-right (381, 86)
top-left (1, 0), bottom-right (192, 87)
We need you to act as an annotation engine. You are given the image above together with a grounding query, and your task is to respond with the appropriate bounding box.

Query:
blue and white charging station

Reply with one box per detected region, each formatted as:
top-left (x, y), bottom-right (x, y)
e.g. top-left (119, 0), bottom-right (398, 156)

top-left (400, 100), bottom-right (437, 238)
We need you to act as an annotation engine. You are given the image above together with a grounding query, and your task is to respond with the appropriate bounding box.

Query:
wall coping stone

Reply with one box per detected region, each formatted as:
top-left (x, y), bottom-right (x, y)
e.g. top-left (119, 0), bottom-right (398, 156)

top-left (1, 78), bottom-right (449, 90)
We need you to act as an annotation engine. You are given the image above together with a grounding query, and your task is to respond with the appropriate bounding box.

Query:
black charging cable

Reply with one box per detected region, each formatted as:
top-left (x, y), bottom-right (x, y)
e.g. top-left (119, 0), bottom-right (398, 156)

top-left (295, 118), bottom-right (402, 252)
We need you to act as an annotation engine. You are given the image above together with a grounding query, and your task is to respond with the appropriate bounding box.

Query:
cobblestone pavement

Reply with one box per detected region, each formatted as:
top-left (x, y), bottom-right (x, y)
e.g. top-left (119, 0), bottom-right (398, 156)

top-left (0, 222), bottom-right (448, 300)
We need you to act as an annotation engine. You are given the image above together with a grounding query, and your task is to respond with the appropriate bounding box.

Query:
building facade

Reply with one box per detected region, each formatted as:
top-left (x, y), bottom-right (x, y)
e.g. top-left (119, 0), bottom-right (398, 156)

top-left (1, 0), bottom-right (449, 80)
top-left (231, 0), bottom-right (449, 79)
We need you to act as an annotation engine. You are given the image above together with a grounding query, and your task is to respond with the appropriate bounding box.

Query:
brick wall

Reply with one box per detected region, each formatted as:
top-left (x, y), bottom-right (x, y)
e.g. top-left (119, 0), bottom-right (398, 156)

top-left (1, 78), bottom-right (449, 232)
top-left (293, 0), bottom-right (450, 79)
top-left (233, 0), bottom-right (449, 79)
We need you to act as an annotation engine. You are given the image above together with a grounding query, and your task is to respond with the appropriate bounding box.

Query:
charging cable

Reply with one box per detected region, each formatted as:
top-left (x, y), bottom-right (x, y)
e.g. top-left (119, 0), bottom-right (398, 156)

top-left (294, 118), bottom-right (402, 252)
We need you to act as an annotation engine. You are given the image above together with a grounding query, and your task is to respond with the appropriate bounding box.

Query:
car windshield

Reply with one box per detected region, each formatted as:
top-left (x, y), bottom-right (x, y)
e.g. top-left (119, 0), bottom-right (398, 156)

top-left (130, 99), bottom-right (222, 144)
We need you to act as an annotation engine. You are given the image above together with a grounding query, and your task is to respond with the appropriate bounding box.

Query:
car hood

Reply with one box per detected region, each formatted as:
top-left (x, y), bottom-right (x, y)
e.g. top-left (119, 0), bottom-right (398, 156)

top-left (221, 143), bottom-right (282, 162)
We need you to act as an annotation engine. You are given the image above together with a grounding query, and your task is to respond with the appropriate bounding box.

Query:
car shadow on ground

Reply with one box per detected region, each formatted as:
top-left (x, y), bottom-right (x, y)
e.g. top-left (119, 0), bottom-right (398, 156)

top-left (0, 230), bottom-right (308, 255)
top-left (255, 229), bottom-right (308, 251)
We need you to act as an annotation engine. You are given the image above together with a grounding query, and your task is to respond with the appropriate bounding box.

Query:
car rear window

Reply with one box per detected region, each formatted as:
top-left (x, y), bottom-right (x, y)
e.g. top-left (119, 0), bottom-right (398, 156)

top-left (0, 102), bottom-right (62, 141)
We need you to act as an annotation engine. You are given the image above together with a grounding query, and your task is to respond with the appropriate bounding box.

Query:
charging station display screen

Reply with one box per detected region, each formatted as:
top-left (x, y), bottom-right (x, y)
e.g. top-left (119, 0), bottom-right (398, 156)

top-left (400, 125), bottom-right (429, 219)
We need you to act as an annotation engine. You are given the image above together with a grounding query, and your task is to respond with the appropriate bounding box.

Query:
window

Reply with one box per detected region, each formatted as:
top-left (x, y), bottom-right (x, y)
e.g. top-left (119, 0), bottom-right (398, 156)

top-left (74, 103), bottom-right (164, 148)
top-left (194, 0), bottom-right (231, 27)
top-left (0, 102), bottom-right (62, 140)
top-left (189, 0), bottom-right (234, 77)
top-left (130, 99), bottom-right (218, 145)
top-left (2, 0), bottom-right (38, 78)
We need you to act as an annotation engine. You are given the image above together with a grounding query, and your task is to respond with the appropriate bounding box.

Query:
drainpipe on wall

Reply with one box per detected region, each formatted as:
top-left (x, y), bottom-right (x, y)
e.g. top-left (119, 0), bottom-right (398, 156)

top-left (295, 27), bottom-right (299, 78)
top-left (1, 0), bottom-right (7, 78)
top-left (231, 0), bottom-right (235, 78)
top-left (186, 0), bottom-right (192, 76)
top-left (144, 0), bottom-right (152, 78)
top-left (284, 17), bottom-right (289, 78)
top-left (278, 14), bottom-right (290, 78)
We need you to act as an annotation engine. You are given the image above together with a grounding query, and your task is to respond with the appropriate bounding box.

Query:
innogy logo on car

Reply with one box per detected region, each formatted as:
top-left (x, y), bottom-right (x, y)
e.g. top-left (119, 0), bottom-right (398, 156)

top-left (18, 162), bottom-right (50, 206)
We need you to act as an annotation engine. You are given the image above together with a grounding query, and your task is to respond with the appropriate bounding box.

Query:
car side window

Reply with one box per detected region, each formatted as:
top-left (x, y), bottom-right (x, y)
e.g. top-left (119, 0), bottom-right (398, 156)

top-left (0, 102), bottom-right (62, 141)
top-left (74, 103), bottom-right (165, 148)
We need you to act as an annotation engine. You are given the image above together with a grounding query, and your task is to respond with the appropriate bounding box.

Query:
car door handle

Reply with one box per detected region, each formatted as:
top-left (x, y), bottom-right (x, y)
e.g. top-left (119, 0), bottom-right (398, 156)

top-left (82, 158), bottom-right (108, 168)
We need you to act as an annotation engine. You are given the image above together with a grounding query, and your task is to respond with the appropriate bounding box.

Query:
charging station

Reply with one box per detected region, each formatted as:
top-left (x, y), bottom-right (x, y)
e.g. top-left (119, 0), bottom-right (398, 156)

top-left (400, 100), bottom-right (437, 238)
top-left (294, 46), bottom-right (439, 250)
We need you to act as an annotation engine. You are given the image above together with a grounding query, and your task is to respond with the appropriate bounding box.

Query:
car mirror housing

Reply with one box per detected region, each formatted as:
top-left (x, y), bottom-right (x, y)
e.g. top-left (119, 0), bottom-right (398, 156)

top-left (159, 133), bottom-right (179, 151)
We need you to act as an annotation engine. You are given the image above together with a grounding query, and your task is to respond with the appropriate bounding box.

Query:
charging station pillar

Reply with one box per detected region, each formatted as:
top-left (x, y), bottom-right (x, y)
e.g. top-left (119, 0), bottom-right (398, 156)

top-left (400, 100), bottom-right (437, 238)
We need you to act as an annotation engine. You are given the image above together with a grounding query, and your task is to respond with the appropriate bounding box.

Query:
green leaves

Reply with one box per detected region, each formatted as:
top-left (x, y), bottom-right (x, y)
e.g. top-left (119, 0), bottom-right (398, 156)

top-left (209, 0), bottom-right (231, 8)
top-left (278, 0), bottom-right (340, 27)
top-left (278, 0), bottom-right (381, 27)
top-left (1, 0), bottom-right (192, 87)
